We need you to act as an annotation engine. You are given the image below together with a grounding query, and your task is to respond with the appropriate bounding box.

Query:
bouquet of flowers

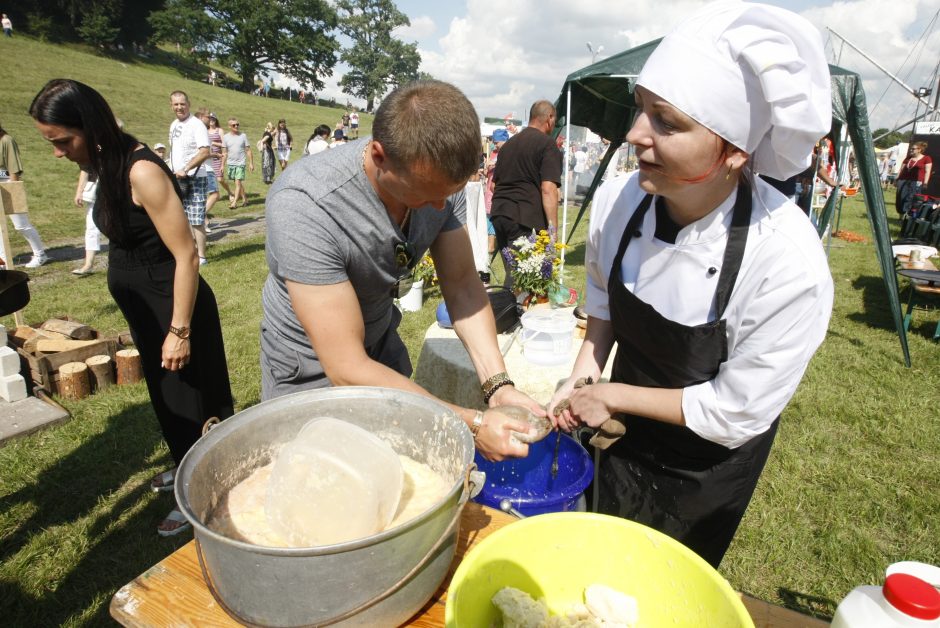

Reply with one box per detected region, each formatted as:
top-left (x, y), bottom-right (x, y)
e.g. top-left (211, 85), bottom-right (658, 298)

top-left (413, 252), bottom-right (437, 286)
top-left (502, 230), bottom-right (565, 298)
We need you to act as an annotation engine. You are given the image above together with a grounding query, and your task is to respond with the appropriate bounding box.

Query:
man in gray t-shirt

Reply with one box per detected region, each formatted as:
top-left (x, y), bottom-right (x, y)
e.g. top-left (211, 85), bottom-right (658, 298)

top-left (222, 117), bottom-right (253, 207)
top-left (261, 80), bottom-right (544, 462)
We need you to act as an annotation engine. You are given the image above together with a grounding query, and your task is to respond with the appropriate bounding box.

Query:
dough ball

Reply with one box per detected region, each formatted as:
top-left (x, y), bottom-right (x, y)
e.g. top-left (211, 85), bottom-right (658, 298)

top-left (492, 587), bottom-right (549, 628)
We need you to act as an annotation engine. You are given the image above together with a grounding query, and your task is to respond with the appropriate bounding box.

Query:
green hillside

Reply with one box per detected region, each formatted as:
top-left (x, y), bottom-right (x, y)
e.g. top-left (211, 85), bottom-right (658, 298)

top-left (0, 35), bottom-right (371, 255)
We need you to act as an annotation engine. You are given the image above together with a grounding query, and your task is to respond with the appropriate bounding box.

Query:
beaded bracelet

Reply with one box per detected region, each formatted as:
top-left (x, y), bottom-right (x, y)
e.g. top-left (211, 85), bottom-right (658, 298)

top-left (482, 371), bottom-right (512, 395)
top-left (482, 378), bottom-right (514, 404)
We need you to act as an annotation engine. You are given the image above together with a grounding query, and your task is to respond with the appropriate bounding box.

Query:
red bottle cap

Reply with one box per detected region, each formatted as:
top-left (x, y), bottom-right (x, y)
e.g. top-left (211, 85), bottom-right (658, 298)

top-left (883, 573), bottom-right (940, 620)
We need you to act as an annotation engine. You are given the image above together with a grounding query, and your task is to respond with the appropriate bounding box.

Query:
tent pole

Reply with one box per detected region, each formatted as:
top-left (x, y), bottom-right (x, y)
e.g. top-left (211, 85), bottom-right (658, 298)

top-left (561, 85), bottom-right (572, 273)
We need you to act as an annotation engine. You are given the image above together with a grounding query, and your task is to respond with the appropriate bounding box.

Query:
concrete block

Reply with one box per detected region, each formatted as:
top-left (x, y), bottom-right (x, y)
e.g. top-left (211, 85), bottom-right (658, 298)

top-left (0, 395), bottom-right (70, 446)
top-left (0, 346), bottom-right (20, 376)
top-left (0, 374), bottom-right (26, 402)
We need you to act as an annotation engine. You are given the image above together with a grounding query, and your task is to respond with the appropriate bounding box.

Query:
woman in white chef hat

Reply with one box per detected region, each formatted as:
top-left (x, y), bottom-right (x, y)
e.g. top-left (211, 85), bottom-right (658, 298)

top-left (550, 0), bottom-right (834, 567)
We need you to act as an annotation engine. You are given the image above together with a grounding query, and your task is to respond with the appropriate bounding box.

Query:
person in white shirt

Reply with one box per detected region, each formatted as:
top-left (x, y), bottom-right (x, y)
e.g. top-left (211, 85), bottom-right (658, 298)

top-left (168, 90), bottom-right (210, 264)
top-left (304, 124), bottom-right (330, 156)
top-left (349, 111), bottom-right (360, 138)
top-left (549, 1), bottom-right (834, 567)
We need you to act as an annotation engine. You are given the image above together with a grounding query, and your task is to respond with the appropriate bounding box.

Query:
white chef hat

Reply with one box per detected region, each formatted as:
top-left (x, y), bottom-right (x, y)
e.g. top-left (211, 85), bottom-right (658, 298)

top-left (637, 0), bottom-right (831, 180)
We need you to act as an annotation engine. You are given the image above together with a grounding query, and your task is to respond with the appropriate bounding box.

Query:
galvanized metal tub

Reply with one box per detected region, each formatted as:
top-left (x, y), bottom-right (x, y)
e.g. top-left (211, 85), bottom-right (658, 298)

top-left (175, 386), bottom-right (480, 627)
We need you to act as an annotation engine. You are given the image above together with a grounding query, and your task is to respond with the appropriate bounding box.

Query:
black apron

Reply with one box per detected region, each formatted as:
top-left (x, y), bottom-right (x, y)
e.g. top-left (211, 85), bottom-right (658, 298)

top-left (597, 184), bottom-right (779, 567)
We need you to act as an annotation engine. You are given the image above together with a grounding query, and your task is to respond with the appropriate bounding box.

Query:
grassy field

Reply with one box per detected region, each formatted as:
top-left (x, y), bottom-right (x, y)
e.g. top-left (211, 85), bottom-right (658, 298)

top-left (1, 35), bottom-right (940, 627)
top-left (0, 35), bottom-right (371, 260)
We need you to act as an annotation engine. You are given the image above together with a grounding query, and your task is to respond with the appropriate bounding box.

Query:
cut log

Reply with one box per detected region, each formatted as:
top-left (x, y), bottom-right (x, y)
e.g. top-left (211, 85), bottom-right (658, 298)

top-left (85, 354), bottom-right (114, 391)
top-left (34, 338), bottom-right (100, 353)
top-left (40, 319), bottom-right (95, 340)
top-left (58, 361), bottom-right (91, 400)
top-left (116, 348), bottom-right (143, 385)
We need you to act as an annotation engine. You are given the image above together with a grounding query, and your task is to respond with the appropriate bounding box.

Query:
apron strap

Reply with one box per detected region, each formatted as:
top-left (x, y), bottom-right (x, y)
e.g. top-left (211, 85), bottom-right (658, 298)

top-left (712, 181), bottom-right (753, 319)
top-left (608, 193), bottom-right (654, 290)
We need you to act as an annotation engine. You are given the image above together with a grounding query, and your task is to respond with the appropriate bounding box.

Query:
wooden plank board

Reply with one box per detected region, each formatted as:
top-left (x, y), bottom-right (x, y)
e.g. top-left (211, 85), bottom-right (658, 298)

top-left (40, 338), bottom-right (116, 372)
top-left (33, 338), bottom-right (101, 353)
top-left (110, 503), bottom-right (826, 628)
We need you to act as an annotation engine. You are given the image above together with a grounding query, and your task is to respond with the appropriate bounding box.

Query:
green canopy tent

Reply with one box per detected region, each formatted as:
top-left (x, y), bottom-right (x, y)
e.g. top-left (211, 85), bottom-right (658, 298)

top-left (555, 39), bottom-right (911, 366)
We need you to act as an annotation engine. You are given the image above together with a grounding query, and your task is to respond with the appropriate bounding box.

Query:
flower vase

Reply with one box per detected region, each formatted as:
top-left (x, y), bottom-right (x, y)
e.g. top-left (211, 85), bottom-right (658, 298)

top-left (521, 292), bottom-right (550, 310)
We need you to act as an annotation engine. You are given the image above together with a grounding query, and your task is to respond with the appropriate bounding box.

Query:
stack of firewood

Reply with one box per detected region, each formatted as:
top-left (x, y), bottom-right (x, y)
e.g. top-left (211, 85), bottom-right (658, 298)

top-left (7, 317), bottom-right (142, 401)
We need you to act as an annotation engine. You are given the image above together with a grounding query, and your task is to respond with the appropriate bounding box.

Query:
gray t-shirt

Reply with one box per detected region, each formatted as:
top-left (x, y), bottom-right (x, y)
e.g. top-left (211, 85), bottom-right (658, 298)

top-left (222, 132), bottom-right (249, 166)
top-left (262, 138), bottom-right (466, 355)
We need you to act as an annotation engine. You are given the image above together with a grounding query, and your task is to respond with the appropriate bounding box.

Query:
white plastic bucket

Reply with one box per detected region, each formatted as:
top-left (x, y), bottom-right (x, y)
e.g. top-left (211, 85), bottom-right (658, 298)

top-left (519, 308), bottom-right (576, 366)
top-left (399, 279), bottom-right (424, 312)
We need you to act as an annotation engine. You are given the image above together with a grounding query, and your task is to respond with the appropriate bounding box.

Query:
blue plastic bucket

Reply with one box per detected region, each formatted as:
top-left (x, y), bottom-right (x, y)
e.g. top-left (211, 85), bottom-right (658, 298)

top-left (472, 433), bottom-right (593, 517)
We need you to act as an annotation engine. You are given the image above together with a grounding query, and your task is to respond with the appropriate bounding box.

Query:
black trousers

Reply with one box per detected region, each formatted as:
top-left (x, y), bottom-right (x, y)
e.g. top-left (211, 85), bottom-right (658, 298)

top-left (108, 261), bottom-right (234, 466)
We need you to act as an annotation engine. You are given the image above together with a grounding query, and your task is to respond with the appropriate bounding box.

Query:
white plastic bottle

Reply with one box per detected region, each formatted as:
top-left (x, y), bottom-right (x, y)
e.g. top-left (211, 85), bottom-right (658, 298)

top-left (831, 562), bottom-right (940, 628)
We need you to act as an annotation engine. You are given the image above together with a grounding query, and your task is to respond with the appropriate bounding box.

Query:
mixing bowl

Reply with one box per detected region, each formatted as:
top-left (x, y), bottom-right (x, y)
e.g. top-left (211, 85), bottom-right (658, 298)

top-left (176, 386), bottom-right (480, 627)
top-left (446, 512), bottom-right (753, 627)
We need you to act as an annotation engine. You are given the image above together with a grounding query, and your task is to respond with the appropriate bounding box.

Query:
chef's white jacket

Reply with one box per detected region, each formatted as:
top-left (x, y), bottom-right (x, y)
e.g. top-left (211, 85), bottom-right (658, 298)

top-left (585, 172), bottom-right (833, 448)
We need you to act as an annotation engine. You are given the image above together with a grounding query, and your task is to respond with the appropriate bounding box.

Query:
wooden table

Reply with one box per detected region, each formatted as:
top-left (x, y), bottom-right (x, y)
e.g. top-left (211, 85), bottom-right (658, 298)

top-left (111, 503), bottom-right (826, 627)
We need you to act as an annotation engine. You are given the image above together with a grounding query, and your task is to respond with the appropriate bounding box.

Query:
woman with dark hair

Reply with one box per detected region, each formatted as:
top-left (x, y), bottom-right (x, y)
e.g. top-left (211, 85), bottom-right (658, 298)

top-left (549, 2), bottom-right (834, 567)
top-left (30, 79), bottom-right (234, 537)
top-left (895, 141), bottom-right (932, 216)
top-left (275, 118), bottom-right (292, 170)
top-left (206, 112), bottom-right (233, 202)
top-left (260, 121), bottom-right (276, 184)
top-left (304, 124), bottom-right (331, 156)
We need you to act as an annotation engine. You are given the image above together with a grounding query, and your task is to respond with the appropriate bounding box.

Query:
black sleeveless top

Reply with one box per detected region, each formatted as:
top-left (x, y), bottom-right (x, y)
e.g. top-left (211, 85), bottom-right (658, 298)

top-left (96, 148), bottom-right (180, 269)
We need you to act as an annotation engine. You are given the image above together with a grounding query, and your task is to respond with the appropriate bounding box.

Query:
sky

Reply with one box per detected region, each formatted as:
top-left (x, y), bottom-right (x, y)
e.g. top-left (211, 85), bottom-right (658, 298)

top-left (306, 0), bottom-right (940, 134)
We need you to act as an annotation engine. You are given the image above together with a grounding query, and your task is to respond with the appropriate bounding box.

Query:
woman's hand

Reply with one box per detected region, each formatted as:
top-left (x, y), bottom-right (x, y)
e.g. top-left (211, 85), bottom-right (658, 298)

top-left (161, 332), bottom-right (191, 371)
top-left (473, 408), bottom-right (534, 462)
top-left (563, 384), bottom-right (617, 429)
top-left (74, 191), bottom-right (84, 207)
top-left (547, 377), bottom-right (578, 431)
top-left (550, 381), bottom-right (616, 431)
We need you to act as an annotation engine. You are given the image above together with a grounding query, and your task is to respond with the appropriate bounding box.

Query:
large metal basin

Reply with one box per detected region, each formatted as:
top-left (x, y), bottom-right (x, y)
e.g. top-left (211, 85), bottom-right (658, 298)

top-left (175, 386), bottom-right (477, 627)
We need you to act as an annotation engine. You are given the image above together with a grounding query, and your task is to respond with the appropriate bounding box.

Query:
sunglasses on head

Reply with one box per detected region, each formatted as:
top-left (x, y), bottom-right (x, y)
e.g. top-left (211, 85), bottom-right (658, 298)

top-left (390, 241), bottom-right (418, 298)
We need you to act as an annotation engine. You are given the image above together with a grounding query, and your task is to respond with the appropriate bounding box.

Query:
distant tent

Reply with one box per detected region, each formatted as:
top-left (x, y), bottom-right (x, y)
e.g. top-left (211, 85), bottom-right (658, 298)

top-left (554, 39), bottom-right (911, 366)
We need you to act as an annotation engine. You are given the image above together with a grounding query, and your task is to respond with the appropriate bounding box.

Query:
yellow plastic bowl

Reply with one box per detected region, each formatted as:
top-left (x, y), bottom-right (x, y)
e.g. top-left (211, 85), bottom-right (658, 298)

top-left (445, 512), bottom-right (753, 627)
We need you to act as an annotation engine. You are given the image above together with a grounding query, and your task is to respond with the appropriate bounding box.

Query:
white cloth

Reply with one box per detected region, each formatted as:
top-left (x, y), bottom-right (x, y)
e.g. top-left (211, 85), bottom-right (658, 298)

top-left (84, 202), bottom-right (100, 252)
top-left (573, 150), bottom-right (588, 174)
top-left (168, 115), bottom-right (209, 177)
top-left (585, 172), bottom-right (833, 448)
top-left (463, 181), bottom-right (490, 273)
top-left (306, 137), bottom-right (329, 155)
top-left (637, 0), bottom-right (831, 180)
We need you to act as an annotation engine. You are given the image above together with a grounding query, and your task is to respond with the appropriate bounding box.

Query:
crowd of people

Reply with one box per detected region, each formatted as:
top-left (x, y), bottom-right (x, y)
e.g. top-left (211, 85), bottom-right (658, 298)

top-left (10, 0), bottom-right (860, 572)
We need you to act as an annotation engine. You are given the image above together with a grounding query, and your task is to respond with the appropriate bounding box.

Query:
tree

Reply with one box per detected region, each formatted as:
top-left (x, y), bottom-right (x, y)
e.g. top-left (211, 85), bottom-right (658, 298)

top-left (336, 0), bottom-right (421, 113)
top-left (14, 0), bottom-right (163, 45)
top-left (77, 5), bottom-right (120, 48)
top-left (150, 0), bottom-right (340, 92)
top-left (872, 127), bottom-right (911, 149)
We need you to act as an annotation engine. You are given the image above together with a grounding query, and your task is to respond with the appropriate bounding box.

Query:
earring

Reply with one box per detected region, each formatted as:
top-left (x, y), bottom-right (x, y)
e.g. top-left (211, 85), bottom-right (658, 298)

top-left (725, 163), bottom-right (734, 180)
top-left (96, 144), bottom-right (102, 153)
